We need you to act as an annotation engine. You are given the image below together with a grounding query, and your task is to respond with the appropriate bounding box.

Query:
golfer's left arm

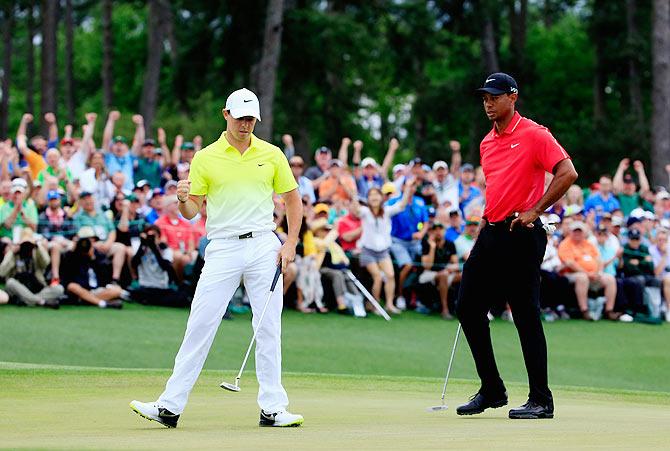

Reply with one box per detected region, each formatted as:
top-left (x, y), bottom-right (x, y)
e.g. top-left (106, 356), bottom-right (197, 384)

top-left (511, 159), bottom-right (578, 229)
top-left (278, 188), bottom-right (303, 271)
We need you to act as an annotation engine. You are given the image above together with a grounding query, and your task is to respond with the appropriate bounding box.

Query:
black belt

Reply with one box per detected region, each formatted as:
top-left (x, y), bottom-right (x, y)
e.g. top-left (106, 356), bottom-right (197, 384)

top-left (485, 214), bottom-right (518, 227)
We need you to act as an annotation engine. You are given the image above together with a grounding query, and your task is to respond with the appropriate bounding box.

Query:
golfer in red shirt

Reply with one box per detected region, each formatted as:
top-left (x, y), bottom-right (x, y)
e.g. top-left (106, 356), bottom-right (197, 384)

top-left (455, 73), bottom-right (578, 419)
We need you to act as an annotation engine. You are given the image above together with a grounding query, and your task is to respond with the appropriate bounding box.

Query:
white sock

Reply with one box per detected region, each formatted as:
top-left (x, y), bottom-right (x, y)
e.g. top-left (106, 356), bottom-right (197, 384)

top-left (99, 300), bottom-right (107, 308)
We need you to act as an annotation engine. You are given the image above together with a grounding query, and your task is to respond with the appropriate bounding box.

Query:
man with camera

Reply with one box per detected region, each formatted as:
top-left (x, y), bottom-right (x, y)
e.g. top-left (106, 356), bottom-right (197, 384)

top-left (129, 224), bottom-right (189, 307)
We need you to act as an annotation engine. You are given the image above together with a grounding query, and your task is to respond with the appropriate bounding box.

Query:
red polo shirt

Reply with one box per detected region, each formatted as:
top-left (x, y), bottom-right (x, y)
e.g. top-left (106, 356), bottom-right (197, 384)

top-left (481, 111), bottom-right (570, 222)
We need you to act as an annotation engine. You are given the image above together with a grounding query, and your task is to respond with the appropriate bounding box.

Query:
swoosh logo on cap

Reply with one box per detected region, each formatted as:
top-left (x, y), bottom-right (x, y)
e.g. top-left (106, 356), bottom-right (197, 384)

top-left (485, 78), bottom-right (496, 84)
top-left (511, 143), bottom-right (520, 148)
top-left (243, 99), bottom-right (253, 103)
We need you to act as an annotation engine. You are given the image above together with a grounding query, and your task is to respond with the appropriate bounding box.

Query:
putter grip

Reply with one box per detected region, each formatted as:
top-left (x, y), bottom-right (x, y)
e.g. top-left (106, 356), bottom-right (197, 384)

top-left (270, 264), bottom-right (282, 292)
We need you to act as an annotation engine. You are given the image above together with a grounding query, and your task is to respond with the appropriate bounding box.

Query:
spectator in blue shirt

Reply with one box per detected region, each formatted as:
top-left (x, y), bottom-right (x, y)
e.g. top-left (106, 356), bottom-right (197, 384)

top-left (289, 155), bottom-right (316, 204)
top-left (389, 180), bottom-right (429, 309)
top-left (355, 157), bottom-right (385, 200)
top-left (445, 210), bottom-right (464, 242)
top-left (584, 175), bottom-right (621, 219)
top-left (458, 163), bottom-right (481, 214)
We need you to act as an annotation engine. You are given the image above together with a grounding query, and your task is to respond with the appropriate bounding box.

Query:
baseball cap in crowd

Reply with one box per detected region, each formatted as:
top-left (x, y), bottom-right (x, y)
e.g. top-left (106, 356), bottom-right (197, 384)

top-left (152, 187), bottom-right (165, 197)
top-left (596, 224), bottom-right (608, 234)
top-left (427, 206), bottom-right (436, 218)
top-left (433, 160), bottom-right (448, 171)
top-left (112, 135), bottom-right (127, 144)
top-left (381, 182), bottom-right (397, 195)
top-left (142, 139), bottom-right (155, 147)
top-left (181, 141), bottom-right (195, 151)
top-left (392, 164), bottom-right (405, 174)
top-left (623, 174), bottom-right (635, 184)
top-left (126, 193), bottom-right (139, 202)
top-left (310, 218), bottom-right (332, 232)
top-left (564, 204), bottom-right (584, 217)
top-left (422, 164), bottom-right (432, 172)
top-left (313, 203), bottom-right (330, 215)
top-left (46, 190), bottom-right (61, 201)
top-left (460, 163), bottom-right (474, 172)
top-left (329, 159), bottom-right (344, 168)
top-left (570, 221), bottom-right (586, 231)
top-left (657, 191), bottom-right (670, 201)
top-left (628, 229), bottom-right (642, 240)
top-left (135, 179), bottom-right (150, 190)
top-left (60, 137), bottom-right (74, 146)
top-left (11, 178), bottom-right (28, 193)
top-left (315, 146), bottom-right (331, 156)
top-left (177, 163), bottom-right (190, 173)
top-left (165, 180), bottom-right (178, 190)
top-left (630, 208), bottom-right (646, 219)
top-left (79, 191), bottom-right (93, 199)
top-left (611, 216), bottom-right (624, 227)
top-left (449, 210), bottom-right (461, 217)
top-left (466, 216), bottom-right (481, 226)
top-left (475, 72), bottom-right (519, 96)
top-left (410, 157), bottom-right (423, 167)
top-left (430, 221), bottom-right (446, 230)
top-left (77, 226), bottom-right (98, 240)
top-left (225, 88), bottom-right (261, 121)
top-left (626, 216), bottom-right (641, 227)
top-left (361, 157), bottom-right (377, 168)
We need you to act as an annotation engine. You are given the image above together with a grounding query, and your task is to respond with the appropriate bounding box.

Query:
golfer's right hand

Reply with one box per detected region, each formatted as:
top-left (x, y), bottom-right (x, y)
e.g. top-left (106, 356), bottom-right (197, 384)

top-left (177, 179), bottom-right (191, 202)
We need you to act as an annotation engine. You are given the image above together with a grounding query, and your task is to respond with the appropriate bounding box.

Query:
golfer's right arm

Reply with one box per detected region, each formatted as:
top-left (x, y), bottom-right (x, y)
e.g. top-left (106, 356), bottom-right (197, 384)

top-left (177, 179), bottom-right (204, 220)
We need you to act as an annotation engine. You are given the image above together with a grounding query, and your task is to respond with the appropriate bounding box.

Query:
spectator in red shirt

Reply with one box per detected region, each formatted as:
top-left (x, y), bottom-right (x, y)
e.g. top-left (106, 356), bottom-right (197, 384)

top-left (337, 210), bottom-right (361, 254)
top-left (154, 194), bottom-right (194, 281)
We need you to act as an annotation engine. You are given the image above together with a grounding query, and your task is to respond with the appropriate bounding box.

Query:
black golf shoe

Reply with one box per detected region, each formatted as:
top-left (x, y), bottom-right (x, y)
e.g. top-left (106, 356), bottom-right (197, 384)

top-left (456, 391), bottom-right (508, 416)
top-left (509, 400), bottom-right (554, 419)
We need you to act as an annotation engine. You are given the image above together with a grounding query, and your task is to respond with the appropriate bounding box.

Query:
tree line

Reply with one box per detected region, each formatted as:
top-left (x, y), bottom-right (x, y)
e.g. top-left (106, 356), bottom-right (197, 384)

top-left (0, 0), bottom-right (669, 184)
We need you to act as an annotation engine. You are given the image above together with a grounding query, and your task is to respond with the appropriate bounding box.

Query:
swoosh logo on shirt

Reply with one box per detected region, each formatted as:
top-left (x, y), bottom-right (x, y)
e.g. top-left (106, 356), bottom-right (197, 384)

top-left (511, 143), bottom-right (520, 149)
top-left (243, 99), bottom-right (253, 103)
top-left (258, 163), bottom-right (265, 166)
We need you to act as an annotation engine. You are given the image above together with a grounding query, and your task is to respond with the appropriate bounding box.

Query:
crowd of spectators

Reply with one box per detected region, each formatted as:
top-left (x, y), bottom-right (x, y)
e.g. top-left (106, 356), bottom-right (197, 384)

top-left (1, 111), bottom-right (669, 324)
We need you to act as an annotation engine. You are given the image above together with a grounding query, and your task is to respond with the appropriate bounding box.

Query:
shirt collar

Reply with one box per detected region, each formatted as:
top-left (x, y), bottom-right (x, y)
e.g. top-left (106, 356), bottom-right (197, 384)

top-left (492, 111), bottom-right (522, 137)
top-left (219, 131), bottom-right (258, 154)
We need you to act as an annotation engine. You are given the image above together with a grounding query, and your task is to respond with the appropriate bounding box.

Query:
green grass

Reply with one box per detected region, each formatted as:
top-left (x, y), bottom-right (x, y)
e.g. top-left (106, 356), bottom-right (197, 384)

top-left (0, 303), bottom-right (668, 392)
top-left (1, 304), bottom-right (669, 449)
top-left (1, 368), bottom-right (669, 450)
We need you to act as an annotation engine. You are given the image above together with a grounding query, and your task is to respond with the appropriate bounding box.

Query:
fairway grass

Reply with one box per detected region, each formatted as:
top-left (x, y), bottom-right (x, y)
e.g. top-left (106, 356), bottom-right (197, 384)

top-left (1, 366), bottom-right (668, 450)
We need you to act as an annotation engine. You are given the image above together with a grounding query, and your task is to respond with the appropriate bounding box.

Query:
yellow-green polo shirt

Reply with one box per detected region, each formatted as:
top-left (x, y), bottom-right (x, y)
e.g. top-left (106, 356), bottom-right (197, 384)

top-left (189, 132), bottom-right (297, 240)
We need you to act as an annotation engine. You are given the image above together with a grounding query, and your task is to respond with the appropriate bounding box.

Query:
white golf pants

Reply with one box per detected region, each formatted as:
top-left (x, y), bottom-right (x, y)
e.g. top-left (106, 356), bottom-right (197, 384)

top-left (158, 232), bottom-right (289, 414)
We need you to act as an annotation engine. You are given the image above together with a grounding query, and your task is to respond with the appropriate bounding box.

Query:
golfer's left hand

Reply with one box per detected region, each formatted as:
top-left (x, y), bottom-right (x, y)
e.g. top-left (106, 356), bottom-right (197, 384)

top-left (510, 210), bottom-right (540, 231)
top-left (277, 240), bottom-right (297, 272)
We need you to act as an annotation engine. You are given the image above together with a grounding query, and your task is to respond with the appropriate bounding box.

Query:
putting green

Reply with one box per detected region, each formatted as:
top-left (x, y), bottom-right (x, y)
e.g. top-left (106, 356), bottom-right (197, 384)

top-left (1, 365), bottom-right (668, 450)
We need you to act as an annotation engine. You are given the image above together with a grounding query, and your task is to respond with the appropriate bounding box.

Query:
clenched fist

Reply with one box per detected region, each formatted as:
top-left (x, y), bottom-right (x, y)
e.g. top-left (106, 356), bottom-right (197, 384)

top-left (177, 179), bottom-right (191, 202)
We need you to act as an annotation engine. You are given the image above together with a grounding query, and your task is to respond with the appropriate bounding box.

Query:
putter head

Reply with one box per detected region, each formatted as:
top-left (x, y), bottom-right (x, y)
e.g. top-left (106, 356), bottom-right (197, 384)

top-left (426, 405), bottom-right (449, 412)
top-left (220, 382), bottom-right (241, 392)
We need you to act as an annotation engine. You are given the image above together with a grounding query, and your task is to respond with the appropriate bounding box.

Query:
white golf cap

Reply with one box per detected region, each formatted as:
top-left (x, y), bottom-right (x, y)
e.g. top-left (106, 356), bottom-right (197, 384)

top-left (392, 163), bottom-right (405, 173)
top-left (11, 177), bottom-right (28, 193)
top-left (432, 160), bottom-right (448, 171)
top-left (361, 157), bottom-right (377, 168)
top-left (225, 88), bottom-right (261, 121)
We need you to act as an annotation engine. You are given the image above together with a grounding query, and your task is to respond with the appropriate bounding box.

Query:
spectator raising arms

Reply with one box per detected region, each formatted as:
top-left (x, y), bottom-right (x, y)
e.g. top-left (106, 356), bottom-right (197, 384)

top-left (349, 181), bottom-right (414, 314)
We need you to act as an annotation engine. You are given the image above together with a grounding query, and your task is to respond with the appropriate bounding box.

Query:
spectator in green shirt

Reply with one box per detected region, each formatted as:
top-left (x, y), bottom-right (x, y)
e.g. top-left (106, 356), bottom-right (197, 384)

top-left (73, 191), bottom-right (132, 286)
top-left (613, 158), bottom-right (651, 217)
top-left (133, 139), bottom-right (163, 188)
top-left (0, 178), bottom-right (38, 239)
top-left (37, 148), bottom-right (74, 194)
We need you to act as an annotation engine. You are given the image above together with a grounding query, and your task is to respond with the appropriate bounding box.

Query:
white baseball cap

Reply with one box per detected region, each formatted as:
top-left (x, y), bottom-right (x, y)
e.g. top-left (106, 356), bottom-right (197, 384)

top-left (361, 157), bottom-right (377, 168)
top-left (392, 163), bottom-right (405, 174)
top-left (11, 177), bottom-right (28, 193)
top-left (225, 88), bottom-right (261, 121)
top-left (432, 160), bottom-right (448, 171)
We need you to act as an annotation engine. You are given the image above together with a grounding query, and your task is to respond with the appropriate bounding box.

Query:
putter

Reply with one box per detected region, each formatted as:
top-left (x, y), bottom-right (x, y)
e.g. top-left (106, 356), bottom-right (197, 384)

top-left (427, 323), bottom-right (461, 412)
top-left (220, 263), bottom-right (282, 393)
top-left (345, 270), bottom-right (391, 321)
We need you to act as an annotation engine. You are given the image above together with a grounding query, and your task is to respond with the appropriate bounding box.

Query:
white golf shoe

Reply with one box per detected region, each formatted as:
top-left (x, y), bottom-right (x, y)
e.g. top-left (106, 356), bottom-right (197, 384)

top-left (259, 409), bottom-right (304, 427)
top-left (129, 400), bottom-right (180, 428)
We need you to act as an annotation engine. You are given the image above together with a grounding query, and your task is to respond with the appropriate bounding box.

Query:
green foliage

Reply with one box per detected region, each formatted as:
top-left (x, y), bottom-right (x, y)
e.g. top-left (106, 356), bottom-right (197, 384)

top-left (0, 0), bottom-right (659, 181)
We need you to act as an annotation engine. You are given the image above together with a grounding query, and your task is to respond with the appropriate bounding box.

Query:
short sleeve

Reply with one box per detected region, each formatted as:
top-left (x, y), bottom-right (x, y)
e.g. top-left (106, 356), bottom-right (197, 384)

top-left (188, 152), bottom-right (208, 195)
top-left (534, 128), bottom-right (570, 173)
top-left (273, 150), bottom-right (299, 194)
top-left (26, 203), bottom-right (38, 224)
